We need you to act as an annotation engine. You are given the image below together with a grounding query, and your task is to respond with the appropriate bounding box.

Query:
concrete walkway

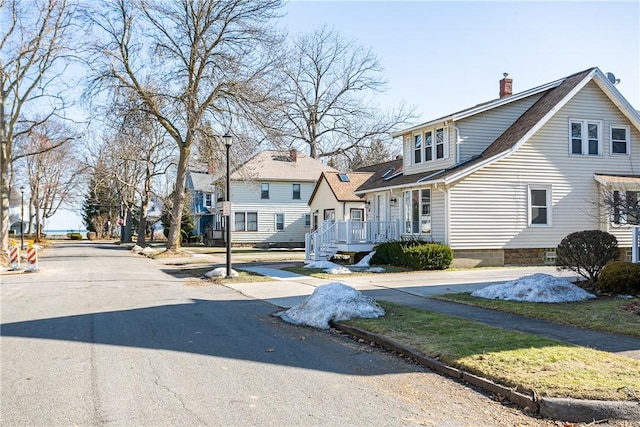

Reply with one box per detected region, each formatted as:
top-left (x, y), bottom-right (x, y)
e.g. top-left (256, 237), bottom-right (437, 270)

top-left (235, 264), bottom-right (640, 360)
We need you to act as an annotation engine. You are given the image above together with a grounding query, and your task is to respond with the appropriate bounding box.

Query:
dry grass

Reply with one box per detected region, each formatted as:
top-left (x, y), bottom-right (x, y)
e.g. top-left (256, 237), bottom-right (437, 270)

top-left (345, 302), bottom-right (640, 401)
top-left (431, 293), bottom-right (640, 338)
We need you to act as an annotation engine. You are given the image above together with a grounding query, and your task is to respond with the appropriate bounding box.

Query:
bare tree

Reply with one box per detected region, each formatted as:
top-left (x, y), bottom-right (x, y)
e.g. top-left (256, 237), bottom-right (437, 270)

top-left (271, 26), bottom-right (415, 160)
top-left (19, 123), bottom-right (84, 241)
top-left (0, 0), bottom-right (76, 254)
top-left (83, 0), bottom-right (284, 251)
top-left (599, 185), bottom-right (640, 227)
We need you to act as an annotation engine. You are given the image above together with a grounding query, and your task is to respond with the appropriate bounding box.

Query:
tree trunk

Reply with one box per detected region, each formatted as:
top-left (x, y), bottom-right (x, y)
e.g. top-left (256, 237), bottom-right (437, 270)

top-left (166, 144), bottom-right (191, 251)
top-left (136, 194), bottom-right (150, 247)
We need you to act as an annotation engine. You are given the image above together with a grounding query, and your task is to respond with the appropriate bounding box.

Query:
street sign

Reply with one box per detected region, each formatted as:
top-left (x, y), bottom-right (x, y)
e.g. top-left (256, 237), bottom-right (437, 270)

top-left (222, 202), bottom-right (231, 216)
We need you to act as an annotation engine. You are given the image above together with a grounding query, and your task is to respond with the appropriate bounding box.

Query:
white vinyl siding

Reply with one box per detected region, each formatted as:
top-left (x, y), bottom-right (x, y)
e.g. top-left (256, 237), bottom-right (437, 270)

top-left (447, 80), bottom-right (640, 249)
top-left (455, 94), bottom-right (544, 161)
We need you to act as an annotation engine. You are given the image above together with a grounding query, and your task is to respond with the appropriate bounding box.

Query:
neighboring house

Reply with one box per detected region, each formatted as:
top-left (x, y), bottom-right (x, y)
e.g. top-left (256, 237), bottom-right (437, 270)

top-left (308, 170), bottom-right (375, 228)
top-left (188, 149), bottom-right (336, 248)
top-left (186, 170), bottom-right (224, 238)
top-left (306, 68), bottom-right (640, 267)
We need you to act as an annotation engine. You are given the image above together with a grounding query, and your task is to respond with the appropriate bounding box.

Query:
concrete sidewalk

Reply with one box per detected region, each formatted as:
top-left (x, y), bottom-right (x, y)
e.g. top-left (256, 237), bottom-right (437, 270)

top-left (234, 264), bottom-right (640, 360)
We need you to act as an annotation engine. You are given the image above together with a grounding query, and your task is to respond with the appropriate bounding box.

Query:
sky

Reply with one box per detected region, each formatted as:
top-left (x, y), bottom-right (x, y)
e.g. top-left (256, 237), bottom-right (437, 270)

top-left (47, 0), bottom-right (640, 230)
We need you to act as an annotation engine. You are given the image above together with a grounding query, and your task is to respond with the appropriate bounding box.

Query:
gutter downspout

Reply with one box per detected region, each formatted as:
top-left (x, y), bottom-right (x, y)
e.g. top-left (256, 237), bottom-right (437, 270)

top-left (434, 182), bottom-right (449, 246)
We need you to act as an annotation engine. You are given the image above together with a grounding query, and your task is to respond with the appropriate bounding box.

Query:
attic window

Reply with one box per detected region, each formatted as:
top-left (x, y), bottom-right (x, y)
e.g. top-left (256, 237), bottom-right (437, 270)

top-left (338, 174), bottom-right (350, 182)
top-left (381, 168), bottom-right (394, 178)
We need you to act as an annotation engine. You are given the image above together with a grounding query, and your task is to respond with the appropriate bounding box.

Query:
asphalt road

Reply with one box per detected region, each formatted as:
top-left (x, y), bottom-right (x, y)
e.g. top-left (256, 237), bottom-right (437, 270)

top-left (1, 242), bottom-right (560, 426)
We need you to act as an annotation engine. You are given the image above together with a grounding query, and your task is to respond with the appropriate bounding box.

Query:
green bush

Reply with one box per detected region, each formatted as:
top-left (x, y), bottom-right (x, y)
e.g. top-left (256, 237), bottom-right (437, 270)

top-left (372, 240), bottom-right (452, 270)
top-left (555, 230), bottom-right (619, 284)
top-left (598, 261), bottom-right (640, 295)
top-left (67, 232), bottom-right (83, 240)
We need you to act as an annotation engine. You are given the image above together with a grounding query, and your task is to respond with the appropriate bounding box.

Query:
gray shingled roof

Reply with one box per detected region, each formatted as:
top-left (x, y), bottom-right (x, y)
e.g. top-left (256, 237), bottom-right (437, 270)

top-left (357, 68), bottom-right (598, 192)
top-left (230, 150), bottom-right (336, 181)
top-left (188, 171), bottom-right (218, 192)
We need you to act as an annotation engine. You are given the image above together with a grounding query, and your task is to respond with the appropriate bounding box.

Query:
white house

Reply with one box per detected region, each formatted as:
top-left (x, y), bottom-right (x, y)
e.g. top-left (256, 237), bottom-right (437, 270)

top-left (189, 149), bottom-right (336, 248)
top-left (306, 68), bottom-right (640, 267)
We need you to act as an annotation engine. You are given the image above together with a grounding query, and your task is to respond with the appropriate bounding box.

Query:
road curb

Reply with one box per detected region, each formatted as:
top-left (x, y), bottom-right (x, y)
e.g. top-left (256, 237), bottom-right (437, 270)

top-left (333, 323), bottom-right (640, 423)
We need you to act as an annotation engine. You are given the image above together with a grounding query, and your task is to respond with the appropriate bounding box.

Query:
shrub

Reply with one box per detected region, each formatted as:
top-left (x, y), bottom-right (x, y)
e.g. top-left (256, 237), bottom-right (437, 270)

top-left (372, 240), bottom-right (452, 270)
top-left (598, 261), bottom-right (640, 295)
top-left (555, 230), bottom-right (619, 284)
top-left (67, 232), bottom-right (83, 240)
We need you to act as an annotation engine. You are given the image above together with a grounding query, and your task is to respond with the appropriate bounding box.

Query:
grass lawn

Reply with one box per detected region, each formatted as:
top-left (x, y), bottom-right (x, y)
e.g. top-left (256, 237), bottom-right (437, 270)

top-left (344, 302), bottom-right (640, 401)
top-left (177, 264), bottom-right (275, 285)
top-left (431, 293), bottom-right (640, 338)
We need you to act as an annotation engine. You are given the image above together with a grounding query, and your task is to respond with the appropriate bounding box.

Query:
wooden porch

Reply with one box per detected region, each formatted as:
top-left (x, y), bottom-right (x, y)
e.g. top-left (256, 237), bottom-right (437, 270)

top-left (305, 219), bottom-right (400, 262)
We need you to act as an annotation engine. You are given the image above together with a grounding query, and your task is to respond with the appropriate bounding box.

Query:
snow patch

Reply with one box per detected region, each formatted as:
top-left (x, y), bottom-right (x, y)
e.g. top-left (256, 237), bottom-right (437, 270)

top-left (131, 245), bottom-right (143, 253)
top-left (304, 253), bottom-right (384, 274)
top-left (275, 282), bottom-right (385, 329)
top-left (204, 267), bottom-right (239, 278)
top-left (354, 251), bottom-right (375, 267)
top-left (471, 273), bottom-right (596, 303)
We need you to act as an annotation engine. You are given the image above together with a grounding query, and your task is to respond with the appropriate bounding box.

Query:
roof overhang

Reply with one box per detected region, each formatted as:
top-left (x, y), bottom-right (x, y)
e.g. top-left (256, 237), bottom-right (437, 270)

top-left (594, 174), bottom-right (640, 189)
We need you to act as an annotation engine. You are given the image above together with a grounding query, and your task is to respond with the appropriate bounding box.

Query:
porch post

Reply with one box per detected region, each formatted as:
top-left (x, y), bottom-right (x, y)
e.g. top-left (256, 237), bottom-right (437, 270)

top-left (633, 226), bottom-right (639, 263)
top-left (346, 220), bottom-right (351, 244)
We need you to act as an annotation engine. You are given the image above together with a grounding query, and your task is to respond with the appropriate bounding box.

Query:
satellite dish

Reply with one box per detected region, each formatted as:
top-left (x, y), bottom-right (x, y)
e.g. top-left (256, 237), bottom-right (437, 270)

top-left (606, 72), bottom-right (620, 85)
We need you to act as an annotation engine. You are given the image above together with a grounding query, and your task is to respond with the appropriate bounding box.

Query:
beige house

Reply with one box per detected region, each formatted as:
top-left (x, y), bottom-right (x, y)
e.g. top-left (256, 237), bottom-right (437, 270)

top-left (306, 68), bottom-right (640, 266)
top-left (308, 171), bottom-right (373, 229)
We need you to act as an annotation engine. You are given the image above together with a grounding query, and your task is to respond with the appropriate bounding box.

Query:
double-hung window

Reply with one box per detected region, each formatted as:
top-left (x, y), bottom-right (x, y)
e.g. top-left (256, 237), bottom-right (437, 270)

top-left (424, 131), bottom-right (433, 162)
top-left (529, 186), bottom-right (551, 226)
top-left (261, 183), bottom-right (269, 199)
top-left (610, 125), bottom-right (630, 155)
top-left (612, 191), bottom-right (640, 225)
top-left (403, 189), bottom-right (431, 233)
top-left (275, 213), bottom-right (285, 231)
top-left (203, 193), bottom-right (213, 208)
top-left (292, 183), bottom-right (301, 199)
top-left (413, 134), bottom-right (422, 164)
top-left (235, 212), bottom-right (258, 231)
top-left (435, 128), bottom-right (446, 159)
top-left (570, 119), bottom-right (601, 156)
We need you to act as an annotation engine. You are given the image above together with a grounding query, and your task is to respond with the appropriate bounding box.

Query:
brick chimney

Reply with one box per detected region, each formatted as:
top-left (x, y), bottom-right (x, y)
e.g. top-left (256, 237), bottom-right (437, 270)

top-left (289, 148), bottom-right (297, 162)
top-left (499, 73), bottom-right (512, 98)
top-left (207, 160), bottom-right (215, 174)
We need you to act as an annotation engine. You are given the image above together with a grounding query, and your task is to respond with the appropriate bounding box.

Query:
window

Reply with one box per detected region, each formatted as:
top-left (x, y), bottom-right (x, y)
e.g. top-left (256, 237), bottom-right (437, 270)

top-left (529, 186), bottom-right (551, 226)
top-left (424, 131), bottom-right (433, 162)
top-left (612, 191), bottom-right (640, 224)
top-left (403, 189), bottom-right (431, 233)
top-left (338, 174), bottom-right (350, 182)
top-left (275, 213), bottom-right (284, 231)
top-left (435, 128), bottom-right (445, 159)
top-left (292, 183), bottom-right (301, 199)
top-left (413, 134), bottom-right (422, 164)
top-left (350, 209), bottom-right (363, 221)
top-left (304, 214), bottom-right (311, 227)
top-left (569, 120), bottom-right (601, 156)
top-left (261, 183), bottom-right (269, 199)
top-left (611, 125), bottom-right (630, 155)
top-left (203, 193), bottom-right (213, 207)
top-left (234, 212), bottom-right (258, 231)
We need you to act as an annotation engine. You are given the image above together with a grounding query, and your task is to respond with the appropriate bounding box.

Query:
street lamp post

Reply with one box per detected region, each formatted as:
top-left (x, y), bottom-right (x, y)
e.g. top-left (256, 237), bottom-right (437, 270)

top-left (20, 186), bottom-right (25, 250)
top-left (223, 132), bottom-right (233, 278)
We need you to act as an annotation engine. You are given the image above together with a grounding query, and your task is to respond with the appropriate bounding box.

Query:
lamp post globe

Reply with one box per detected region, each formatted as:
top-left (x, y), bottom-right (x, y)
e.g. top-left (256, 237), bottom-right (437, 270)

top-left (223, 132), bottom-right (232, 278)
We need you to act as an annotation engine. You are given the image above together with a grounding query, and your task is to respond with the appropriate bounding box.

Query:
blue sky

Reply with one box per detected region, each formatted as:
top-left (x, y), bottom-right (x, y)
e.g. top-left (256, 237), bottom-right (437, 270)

top-left (280, 1), bottom-right (639, 120)
top-left (49, 0), bottom-right (640, 230)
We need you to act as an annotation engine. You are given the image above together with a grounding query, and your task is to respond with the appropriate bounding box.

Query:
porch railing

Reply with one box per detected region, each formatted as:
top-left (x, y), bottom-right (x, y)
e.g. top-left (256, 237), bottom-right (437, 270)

top-left (305, 219), bottom-right (400, 261)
